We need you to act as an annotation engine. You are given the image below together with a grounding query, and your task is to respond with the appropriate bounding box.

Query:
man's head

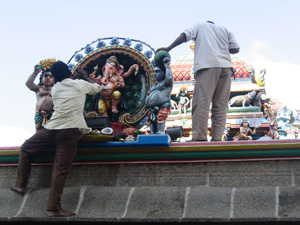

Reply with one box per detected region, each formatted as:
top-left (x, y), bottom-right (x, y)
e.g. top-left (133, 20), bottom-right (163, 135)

top-left (50, 61), bottom-right (72, 82)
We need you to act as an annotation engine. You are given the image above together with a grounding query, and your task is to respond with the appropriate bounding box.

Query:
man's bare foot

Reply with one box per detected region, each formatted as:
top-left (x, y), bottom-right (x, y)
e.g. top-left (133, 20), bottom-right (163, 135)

top-left (48, 209), bottom-right (76, 217)
top-left (11, 187), bottom-right (26, 194)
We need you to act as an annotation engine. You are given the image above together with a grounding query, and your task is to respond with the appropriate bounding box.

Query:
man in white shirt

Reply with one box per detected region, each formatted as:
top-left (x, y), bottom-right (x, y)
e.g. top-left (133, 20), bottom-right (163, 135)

top-left (157, 21), bottom-right (240, 141)
top-left (11, 61), bottom-right (102, 217)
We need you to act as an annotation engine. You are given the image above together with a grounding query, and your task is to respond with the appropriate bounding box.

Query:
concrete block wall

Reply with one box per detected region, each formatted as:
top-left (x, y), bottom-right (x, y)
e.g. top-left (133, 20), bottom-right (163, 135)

top-left (1, 160), bottom-right (300, 223)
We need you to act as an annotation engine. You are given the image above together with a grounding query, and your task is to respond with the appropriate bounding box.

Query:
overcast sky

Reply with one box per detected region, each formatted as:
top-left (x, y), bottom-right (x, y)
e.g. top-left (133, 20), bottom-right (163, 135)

top-left (0, 0), bottom-right (299, 146)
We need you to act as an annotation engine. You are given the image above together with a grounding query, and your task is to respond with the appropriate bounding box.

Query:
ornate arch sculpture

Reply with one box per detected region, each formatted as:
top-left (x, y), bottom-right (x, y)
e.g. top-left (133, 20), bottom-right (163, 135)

top-left (67, 37), bottom-right (155, 127)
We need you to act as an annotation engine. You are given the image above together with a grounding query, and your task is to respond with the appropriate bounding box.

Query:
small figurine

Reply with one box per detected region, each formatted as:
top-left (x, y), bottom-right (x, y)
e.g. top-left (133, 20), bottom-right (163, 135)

top-left (257, 130), bottom-right (272, 140)
top-left (146, 51), bottom-right (173, 134)
top-left (263, 99), bottom-right (275, 123)
top-left (176, 87), bottom-right (190, 114)
top-left (233, 118), bottom-right (258, 141)
top-left (26, 58), bottom-right (56, 132)
top-left (268, 123), bottom-right (280, 139)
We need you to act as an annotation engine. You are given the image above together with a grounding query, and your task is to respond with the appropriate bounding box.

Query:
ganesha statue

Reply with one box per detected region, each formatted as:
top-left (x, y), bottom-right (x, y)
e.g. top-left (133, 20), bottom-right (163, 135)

top-left (69, 37), bottom-right (155, 129)
top-left (90, 56), bottom-right (139, 115)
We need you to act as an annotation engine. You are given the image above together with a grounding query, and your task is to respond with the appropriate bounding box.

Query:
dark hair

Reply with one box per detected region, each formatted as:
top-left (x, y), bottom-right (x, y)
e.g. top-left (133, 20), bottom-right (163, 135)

top-left (50, 61), bottom-right (72, 82)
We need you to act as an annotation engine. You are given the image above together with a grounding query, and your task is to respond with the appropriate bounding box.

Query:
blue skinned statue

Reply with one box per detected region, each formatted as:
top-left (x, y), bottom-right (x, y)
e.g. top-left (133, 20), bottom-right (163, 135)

top-left (146, 51), bottom-right (174, 134)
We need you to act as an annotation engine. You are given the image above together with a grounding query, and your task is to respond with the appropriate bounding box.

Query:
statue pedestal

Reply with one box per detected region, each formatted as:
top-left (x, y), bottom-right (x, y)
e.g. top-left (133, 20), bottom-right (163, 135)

top-left (79, 134), bottom-right (171, 149)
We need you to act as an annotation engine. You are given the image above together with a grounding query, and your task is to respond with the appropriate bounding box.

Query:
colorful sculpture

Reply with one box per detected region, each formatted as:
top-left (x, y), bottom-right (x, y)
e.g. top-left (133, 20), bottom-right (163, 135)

top-left (146, 51), bottom-right (173, 134)
top-left (233, 118), bottom-right (258, 141)
top-left (263, 99), bottom-right (275, 123)
top-left (256, 69), bottom-right (266, 87)
top-left (228, 90), bottom-right (263, 108)
top-left (268, 122), bottom-right (279, 139)
top-left (276, 105), bottom-right (294, 137)
top-left (26, 58), bottom-right (56, 131)
top-left (68, 37), bottom-right (155, 135)
top-left (92, 56), bottom-right (139, 115)
top-left (176, 87), bottom-right (190, 114)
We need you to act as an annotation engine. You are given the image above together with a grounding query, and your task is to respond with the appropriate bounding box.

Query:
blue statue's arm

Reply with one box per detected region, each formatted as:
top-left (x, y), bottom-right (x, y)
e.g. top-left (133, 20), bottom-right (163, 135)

top-left (163, 57), bottom-right (173, 87)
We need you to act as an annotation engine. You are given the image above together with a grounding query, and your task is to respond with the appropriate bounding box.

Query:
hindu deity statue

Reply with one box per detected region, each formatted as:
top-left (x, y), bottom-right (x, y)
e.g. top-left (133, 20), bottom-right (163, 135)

top-left (176, 87), bottom-right (190, 114)
top-left (233, 118), bottom-right (258, 141)
top-left (146, 51), bottom-right (173, 134)
top-left (268, 122), bottom-right (280, 139)
top-left (263, 98), bottom-right (275, 123)
top-left (276, 105), bottom-right (294, 137)
top-left (90, 56), bottom-right (139, 115)
top-left (26, 58), bottom-right (56, 132)
top-left (256, 69), bottom-right (266, 87)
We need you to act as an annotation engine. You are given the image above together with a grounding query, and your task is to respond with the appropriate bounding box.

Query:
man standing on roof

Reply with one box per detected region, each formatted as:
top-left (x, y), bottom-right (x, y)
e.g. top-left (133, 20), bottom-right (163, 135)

top-left (157, 21), bottom-right (240, 141)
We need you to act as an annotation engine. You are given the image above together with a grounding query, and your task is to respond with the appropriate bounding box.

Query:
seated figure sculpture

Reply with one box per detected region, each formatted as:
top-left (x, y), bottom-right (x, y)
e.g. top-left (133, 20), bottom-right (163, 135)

top-left (146, 51), bottom-right (173, 134)
top-left (233, 118), bottom-right (258, 141)
top-left (268, 123), bottom-right (280, 139)
top-left (90, 56), bottom-right (139, 115)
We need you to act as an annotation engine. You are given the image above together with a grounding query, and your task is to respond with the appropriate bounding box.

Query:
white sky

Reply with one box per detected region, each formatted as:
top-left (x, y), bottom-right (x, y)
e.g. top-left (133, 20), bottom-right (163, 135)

top-left (0, 0), bottom-right (299, 146)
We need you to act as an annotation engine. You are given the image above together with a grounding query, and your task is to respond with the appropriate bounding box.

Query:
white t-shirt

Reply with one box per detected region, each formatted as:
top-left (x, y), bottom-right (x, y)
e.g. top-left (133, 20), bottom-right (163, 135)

top-left (44, 78), bottom-right (101, 138)
top-left (183, 22), bottom-right (240, 73)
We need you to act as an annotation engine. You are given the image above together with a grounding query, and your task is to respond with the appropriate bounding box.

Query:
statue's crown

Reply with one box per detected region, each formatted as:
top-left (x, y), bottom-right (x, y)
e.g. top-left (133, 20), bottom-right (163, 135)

top-left (106, 56), bottom-right (119, 66)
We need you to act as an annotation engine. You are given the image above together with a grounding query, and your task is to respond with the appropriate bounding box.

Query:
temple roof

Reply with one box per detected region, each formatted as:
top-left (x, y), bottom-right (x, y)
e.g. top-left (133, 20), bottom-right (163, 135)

top-left (170, 45), bottom-right (262, 94)
top-left (170, 44), bottom-right (194, 93)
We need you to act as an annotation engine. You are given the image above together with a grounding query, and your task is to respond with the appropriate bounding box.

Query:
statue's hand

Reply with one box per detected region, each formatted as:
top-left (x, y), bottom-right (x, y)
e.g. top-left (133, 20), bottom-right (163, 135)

top-left (163, 56), bottom-right (171, 68)
top-left (130, 64), bottom-right (139, 69)
top-left (133, 64), bottom-right (139, 75)
top-left (41, 110), bottom-right (49, 118)
top-left (33, 65), bottom-right (42, 75)
top-left (129, 64), bottom-right (139, 76)
top-left (95, 76), bottom-right (102, 84)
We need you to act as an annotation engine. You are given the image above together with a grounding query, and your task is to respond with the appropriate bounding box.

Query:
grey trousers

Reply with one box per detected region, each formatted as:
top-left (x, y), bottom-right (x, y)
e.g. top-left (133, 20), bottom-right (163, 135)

top-left (192, 68), bottom-right (232, 141)
top-left (16, 127), bottom-right (79, 211)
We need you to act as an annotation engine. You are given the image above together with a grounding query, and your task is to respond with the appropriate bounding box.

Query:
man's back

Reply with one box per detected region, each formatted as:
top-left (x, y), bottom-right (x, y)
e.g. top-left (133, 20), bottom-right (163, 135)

top-left (44, 78), bottom-right (101, 137)
top-left (184, 21), bottom-right (239, 71)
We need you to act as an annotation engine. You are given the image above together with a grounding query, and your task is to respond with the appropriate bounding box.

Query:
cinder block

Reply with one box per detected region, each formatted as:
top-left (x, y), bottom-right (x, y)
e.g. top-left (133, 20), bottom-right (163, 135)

top-left (233, 187), bottom-right (276, 218)
top-left (184, 186), bottom-right (232, 218)
top-left (77, 186), bottom-right (132, 218)
top-left (124, 187), bottom-right (185, 218)
top-left (279, 185), bottom-right (300, 218)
